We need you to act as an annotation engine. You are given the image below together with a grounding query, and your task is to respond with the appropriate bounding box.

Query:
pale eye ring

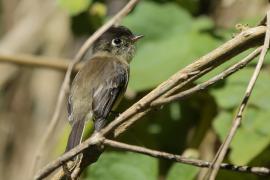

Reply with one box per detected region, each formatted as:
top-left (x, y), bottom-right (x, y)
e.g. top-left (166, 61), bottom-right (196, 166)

top-left (112, 38), bottom-right (122, 46)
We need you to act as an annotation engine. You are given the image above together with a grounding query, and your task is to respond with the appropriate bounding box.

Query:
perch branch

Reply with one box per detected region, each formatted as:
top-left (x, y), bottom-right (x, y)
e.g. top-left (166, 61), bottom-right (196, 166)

top-left (206, 12), bottom-right (270, 180)
top-left (103, 139), bottom-right (270, 176)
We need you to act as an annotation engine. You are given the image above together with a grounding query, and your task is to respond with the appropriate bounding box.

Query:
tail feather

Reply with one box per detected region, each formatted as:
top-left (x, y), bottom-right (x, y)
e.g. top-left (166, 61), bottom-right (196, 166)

top-left (65, 119), bottom-right (85, 152)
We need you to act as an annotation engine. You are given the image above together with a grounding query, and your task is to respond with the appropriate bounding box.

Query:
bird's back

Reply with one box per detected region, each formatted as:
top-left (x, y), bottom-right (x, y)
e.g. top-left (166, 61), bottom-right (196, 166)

top-left (68, 55), bottom-right (129, 124)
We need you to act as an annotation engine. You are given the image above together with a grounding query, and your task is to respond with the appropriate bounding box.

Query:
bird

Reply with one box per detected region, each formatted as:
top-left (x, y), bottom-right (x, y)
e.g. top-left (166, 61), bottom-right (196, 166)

top-left (65, 26), bottom-right (143, 152)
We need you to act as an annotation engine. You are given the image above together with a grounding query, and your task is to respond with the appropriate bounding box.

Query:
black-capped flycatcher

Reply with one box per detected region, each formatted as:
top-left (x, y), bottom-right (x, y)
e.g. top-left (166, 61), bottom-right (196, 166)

top-left (65, 26), bottom-right (143, 151)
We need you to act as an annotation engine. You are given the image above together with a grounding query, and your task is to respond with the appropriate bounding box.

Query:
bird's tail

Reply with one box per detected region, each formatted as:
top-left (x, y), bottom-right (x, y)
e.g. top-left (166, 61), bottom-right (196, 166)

top-left (65, 119), bottom-right (85, 152)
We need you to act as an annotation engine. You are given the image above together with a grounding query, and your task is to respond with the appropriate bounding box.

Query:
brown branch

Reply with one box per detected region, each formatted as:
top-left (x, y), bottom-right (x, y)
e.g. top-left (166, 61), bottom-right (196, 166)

top-left (152, 47), bottom-right (263, 107)
top-left (206, 12), bottom-right (270, 180)
top-left (103, 139), bottom-right (270, 176)
top-left (0, 54), bottom-right (82, 71)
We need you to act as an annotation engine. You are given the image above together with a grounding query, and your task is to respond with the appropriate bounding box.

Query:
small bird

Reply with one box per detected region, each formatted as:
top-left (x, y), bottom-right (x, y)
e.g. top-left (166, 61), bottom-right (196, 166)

top-left (65, 26), bottom-right (143, 152)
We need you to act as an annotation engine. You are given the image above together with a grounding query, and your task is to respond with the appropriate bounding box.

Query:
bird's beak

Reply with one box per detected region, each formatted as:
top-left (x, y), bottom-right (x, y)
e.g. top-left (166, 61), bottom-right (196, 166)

top-left (131, 35), bottom-right (144, 42)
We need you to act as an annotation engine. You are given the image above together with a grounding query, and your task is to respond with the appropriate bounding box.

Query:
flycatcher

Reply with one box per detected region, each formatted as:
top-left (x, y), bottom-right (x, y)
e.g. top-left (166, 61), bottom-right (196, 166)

top-left (65, 26), bottom-right (143, 151)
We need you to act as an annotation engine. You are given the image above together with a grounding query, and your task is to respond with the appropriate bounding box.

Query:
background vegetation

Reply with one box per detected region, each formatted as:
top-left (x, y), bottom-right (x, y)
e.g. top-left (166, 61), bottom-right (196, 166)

top-left (0, 0), bottom-right (269, 179)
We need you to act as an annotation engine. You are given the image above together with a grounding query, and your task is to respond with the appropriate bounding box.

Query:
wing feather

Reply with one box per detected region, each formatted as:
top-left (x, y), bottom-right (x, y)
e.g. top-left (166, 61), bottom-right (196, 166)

top-left (92, 63), bottom-right (128, 130)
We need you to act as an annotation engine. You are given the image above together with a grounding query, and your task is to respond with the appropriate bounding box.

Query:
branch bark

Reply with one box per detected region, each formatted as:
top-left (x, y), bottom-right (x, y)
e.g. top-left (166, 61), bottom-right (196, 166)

top-left (103, 139), bottom-right (270, 176)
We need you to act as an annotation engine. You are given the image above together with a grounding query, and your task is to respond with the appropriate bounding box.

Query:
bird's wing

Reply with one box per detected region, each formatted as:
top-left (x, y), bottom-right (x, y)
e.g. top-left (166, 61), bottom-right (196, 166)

top-left (92, 62), bottom-right (129, 131)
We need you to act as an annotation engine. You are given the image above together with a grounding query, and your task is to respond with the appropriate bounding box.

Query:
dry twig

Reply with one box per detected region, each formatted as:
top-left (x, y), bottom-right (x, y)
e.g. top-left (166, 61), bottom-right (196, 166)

top-left (206, 11), bottom-right (270, 180)
top-left (103, 139), bottom-right (270, 176)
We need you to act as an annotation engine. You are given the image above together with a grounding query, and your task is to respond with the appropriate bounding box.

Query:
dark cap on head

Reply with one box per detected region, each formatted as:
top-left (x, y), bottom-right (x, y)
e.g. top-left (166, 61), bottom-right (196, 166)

top-left (105, 26), bottom-right (134, 38)
top-left (95, 26), bottom-right (134, 44)
top-left (92, 26), bottom-right (143, 60)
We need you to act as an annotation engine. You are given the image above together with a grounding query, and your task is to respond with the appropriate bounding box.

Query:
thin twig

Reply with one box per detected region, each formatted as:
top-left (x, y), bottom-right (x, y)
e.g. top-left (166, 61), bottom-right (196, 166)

top-left (206, 12), bottom-right (270, 180)
top-left (152, 47), bottom-right (262, 107)
top-left (0, 54), bottom-right (82, 71)
top-left (103, 139), bottom-right (270, 176)
top-left (33, 0), bottom-right (140, 178)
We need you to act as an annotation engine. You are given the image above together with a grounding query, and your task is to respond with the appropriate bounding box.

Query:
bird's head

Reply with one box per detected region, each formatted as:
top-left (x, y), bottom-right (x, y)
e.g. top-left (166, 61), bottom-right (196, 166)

top-left (93, 26), bottom-right (143, 62)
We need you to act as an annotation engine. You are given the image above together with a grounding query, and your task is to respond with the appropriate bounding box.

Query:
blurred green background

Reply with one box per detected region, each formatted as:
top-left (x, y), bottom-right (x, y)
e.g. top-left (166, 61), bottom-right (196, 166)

top-left (0, 0), bottom-right (270, 180)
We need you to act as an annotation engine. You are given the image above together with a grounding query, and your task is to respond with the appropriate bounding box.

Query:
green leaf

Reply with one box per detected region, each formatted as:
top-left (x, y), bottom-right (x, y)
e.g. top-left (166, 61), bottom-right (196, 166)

top-left (122, 2), bottom-right (221, 91)
top-left (86, 152), bottom-right (158, 180)
top-left (167, 163), bottom-right (199, 180)
top-left (57, 0), bottom-right (92, 15)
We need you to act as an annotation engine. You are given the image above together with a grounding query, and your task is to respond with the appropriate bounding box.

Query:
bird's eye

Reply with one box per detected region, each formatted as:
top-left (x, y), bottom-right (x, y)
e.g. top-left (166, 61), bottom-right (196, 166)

top-left (112, 38), bottom-right (122, 46)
